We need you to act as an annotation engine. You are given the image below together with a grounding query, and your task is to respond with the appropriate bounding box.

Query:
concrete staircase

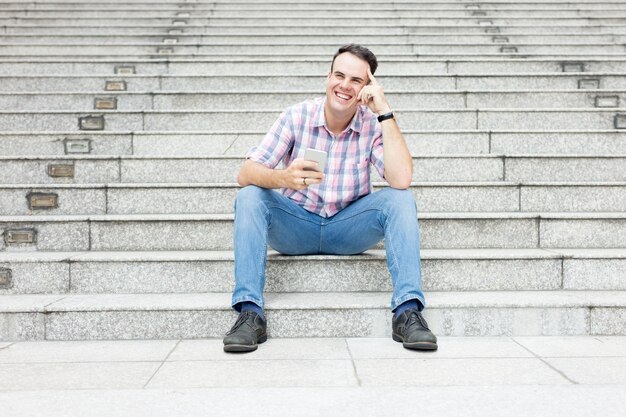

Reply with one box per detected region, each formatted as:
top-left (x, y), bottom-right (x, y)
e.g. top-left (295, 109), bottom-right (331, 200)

top-left (0, 0), bottom-right (625, 341)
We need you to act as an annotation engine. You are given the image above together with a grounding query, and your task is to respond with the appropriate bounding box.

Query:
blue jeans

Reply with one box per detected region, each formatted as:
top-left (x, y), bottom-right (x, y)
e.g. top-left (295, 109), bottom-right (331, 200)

top-left (231, 185), bottom-right (426, 312)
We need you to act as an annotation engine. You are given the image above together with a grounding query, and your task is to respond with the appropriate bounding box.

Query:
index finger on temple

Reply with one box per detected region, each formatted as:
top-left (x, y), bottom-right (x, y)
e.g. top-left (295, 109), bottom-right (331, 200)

top-left (367, 66), bottom-right (378, 85)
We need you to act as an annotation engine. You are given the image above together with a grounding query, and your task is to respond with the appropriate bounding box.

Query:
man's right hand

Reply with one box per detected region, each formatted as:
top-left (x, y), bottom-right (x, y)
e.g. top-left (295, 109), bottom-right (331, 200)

top-left (282, 158), bottom-right (325, 190)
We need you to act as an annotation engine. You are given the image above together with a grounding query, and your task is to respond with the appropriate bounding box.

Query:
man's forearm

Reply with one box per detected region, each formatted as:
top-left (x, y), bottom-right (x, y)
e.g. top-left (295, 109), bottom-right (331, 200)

top-left (381, 118), bottom-right (413, 189)
top-left (237, 160), bottom-right (286, 189)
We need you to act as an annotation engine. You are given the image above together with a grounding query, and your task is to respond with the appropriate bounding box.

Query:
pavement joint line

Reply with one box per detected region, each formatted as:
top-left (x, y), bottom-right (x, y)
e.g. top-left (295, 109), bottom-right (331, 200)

top-left (143, 339), bottom-right (182, 389)
top-left (221, 134), bottom-right (238, 156)
top-left (511, 338), bottom-right (580, 385)
top-left (344, 338), bottom-right (362, 387)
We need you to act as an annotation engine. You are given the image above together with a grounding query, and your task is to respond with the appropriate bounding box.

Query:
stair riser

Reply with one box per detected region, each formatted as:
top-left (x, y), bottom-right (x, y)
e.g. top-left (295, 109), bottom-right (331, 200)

top-left (1, 217), bottom-right (625, 251)
top-left (3, 61), bottom-right (626, 75)
top-left (1, 110), bottom-right (624, 131)
top-left (5, 10), bottom-right (626, 18)
top-left (2, 34), bottom-right (625, 44)
top-left (6, 75), bottom-right (626, 91)
top-left (2, 44), bottom-right (626, 55)
top-left (4, 132), bottom-right (626, 157)
top-left (2, 306), bottom-right (624, 340)
top-left (4, 92), bottom-right (626, 111)
top-left (1, 185), bottom-right (626, 215)
top-left (5, 257), bottom-right (626, 295)
top-left (2, 157), bottom-right (625, 184)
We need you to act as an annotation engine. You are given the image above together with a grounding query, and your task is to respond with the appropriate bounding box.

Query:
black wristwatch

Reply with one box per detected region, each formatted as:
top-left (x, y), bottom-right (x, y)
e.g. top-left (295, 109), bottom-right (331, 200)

top-left (377, 111), bottom-right (394, 123)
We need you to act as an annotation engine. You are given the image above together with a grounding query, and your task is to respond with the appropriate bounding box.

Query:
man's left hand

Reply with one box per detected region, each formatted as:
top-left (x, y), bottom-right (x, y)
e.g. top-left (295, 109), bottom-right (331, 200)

top-left (357, 67), bottom-right (392, 115)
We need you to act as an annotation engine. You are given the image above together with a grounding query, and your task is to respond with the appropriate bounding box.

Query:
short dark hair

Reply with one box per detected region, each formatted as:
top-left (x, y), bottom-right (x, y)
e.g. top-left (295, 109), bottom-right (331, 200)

top-left (330, 44), bottom-right (378, 75)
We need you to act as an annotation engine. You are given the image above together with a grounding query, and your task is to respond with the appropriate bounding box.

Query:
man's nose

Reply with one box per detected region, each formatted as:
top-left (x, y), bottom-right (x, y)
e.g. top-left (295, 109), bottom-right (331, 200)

top-left (339, 78), bottom-right (350, 90)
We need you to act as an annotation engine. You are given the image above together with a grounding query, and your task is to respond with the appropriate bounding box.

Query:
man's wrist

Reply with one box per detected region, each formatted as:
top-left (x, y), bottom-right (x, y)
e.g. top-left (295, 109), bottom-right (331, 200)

top-left (377, 110), bottom-right (394, 123)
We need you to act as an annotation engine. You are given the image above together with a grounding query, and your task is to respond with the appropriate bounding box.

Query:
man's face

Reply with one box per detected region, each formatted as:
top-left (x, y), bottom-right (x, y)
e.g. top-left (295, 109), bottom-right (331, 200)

top-left (325, 52), bottom-right (370, 117)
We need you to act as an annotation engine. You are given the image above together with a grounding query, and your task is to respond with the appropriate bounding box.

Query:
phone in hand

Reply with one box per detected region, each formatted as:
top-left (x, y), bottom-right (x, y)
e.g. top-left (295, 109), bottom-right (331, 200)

top-left (303, 148), bottom-right (327, 173)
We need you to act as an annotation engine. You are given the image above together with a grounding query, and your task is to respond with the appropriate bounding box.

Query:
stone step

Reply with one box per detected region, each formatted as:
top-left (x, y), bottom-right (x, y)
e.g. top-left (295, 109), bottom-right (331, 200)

top-left (4, 44), bottom-right (626, 55)
top-left (2, 155), bottom-right (626, 184)
top-left (1, 212), bottom-right (625, 251)
top-left (4, 54), bottom-right (623, 61)
top-left (1, 249), bottom-right (625, 295)
top-left (3, 17), bottom-right (626, 26)
top-left (1, 109), bottom-right (624, 131)
top-left (2, 91), bottom-right (626, 111)
top-left (2, 131), bottom-right (626, 157)
top-left (2, 182), bottom-right (625, 215)
top-left (6, 25), bottom-right (626, 35)
top-left (0, 31), bottom-right (626, 46)
top-left (4, 2), bottom-right (626, 10)
top-left (2, 59), bottom-right (626, 75)
top-left (4, 74), bottom-right (626, 91)
top-left (4, 9), bottom-right (626, 18)
top-left (5, 34), bottom-right (626, 44)
top-left (1, 290), bottom-right (624, 340)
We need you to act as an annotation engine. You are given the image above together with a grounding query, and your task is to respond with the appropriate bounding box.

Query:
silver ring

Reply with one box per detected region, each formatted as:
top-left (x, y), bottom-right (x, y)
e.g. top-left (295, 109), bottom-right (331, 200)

top-left (302, 177), bottom-right (307, 185)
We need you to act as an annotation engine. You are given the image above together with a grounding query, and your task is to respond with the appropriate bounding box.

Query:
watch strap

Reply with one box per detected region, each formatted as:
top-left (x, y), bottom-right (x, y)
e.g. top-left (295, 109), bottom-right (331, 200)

top-left (377, 111), bottom-right (394, 123)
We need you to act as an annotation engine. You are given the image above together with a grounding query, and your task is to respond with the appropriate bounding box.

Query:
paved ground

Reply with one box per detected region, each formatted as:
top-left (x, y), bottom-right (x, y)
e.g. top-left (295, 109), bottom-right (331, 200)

top-left (0, 336), bottom-right (625, 416)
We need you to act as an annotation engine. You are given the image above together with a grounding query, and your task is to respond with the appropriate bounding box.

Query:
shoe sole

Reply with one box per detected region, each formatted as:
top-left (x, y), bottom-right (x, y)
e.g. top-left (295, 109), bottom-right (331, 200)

top-left (223, 334), bottom-right (268, 353)
top-left (392, 333), bottom-right (438, 351)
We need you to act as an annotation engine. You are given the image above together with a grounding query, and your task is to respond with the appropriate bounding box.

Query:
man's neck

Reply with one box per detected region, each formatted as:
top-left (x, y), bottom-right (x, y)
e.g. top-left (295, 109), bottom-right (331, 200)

top-left (324, 102), bottom-right (356, 136)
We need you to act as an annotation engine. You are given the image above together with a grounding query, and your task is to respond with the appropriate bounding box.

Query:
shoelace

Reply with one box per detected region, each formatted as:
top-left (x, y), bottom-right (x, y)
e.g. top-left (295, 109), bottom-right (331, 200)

top-left (226, 311), bottom-right (255, 335)
top-left (405, 310), bottom-right (430, 330)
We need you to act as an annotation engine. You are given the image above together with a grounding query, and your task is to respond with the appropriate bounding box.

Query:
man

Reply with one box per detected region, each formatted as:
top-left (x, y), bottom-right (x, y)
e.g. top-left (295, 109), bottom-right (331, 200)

top-left (223, 44), bottom-right (437, 353)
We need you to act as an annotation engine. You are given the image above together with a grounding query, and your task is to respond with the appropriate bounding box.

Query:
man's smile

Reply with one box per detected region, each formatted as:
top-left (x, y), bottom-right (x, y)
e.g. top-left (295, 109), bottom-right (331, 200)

top-left (334, 90), bottom-right (353, 103)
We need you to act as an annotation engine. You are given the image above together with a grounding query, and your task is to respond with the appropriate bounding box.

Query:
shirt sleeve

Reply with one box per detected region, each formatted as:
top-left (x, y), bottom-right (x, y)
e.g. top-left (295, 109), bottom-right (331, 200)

top-left (245, 108), bottom-right (294, 169)
top-left (370, 126), bottom-right (386, 179)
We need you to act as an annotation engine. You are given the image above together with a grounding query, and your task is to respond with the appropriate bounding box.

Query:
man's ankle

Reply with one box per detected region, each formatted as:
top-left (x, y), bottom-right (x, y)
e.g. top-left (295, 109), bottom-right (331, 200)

top-left (238, 301), bottom-right (265, 321)
top-left (393, 299), bottom-right (420, 319)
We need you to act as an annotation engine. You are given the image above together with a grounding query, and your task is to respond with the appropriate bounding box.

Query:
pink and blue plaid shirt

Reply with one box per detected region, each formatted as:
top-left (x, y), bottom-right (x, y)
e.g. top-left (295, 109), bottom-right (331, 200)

top-left (246, 97), bottom-right (385, 218)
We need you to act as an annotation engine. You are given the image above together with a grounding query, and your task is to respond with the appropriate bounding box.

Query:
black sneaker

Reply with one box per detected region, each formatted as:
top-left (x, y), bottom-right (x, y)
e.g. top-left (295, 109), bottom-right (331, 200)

top-left (392, 309), bottom-right (438, 351)
top-left (223, 311), bottom-right (267, 353)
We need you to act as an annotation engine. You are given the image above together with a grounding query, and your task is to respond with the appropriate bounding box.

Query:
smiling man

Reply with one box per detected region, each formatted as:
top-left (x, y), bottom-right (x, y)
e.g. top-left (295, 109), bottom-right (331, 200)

top-left (223, 44), bottom-right (437, 353)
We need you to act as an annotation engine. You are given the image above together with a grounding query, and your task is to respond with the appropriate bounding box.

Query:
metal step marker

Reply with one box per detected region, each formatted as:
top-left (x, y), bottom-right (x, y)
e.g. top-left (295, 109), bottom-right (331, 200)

top-left (114, 65), bottom-right (135, 75)
top-left (615, 114), bottom-right (626, 129)
top-left (79, 115), bottom-right (105, 131)
top-left (176, 12), bottom-right (191, 18)
top-left (64, 138), bottom-right (91, 154)
top-left (105, 80), bottom-right (127, 91)
top-left (157, 47), bottom-right (174, 54)
top-left (4, 229), bottom-right (36, 245)
top-left (578, 78), bottom-right (600, 89)
top-left (94, 97), bottom-right (117, 110)
top-left (163, 38), bottom-right (179, 45)
top-left (471, 11), bottom-right (488, 17)
top-left (465, 4), bottom-right (481, 10)
top-left (478, 20), bottom-right (493, 26)
top-left (562, 62), bottom-right (585, 73)
top-left (500, 46), bottom-right (518, 53)
top-left (168, 29), bottom-right (184, 35)
top-left (27, 192), bottom-right (58, 210)
top-left (172, 20), bottom-right (188, 26)
top-left (492, 36), bottom-right (509, 44)
top-left (485, 27), bottom-right (500, 34)
top-left (595, 95), bottom-right (620, 108)
top-left (48, 164), bottom-right (75, 178)
top-left (0, 268), bottom-right (11, 289)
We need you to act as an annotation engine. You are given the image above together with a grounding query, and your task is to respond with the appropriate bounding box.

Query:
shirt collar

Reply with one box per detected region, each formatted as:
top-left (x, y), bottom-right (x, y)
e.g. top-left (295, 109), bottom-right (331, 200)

top-left (315, 98), bottom-right (363, 134)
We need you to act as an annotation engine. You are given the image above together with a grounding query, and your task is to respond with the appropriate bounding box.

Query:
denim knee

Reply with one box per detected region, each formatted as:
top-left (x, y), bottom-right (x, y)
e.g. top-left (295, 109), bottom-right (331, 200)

top-left (234, 185), bottom-right (270, 212)
top-left (376, 188), bottom-right (417, 214)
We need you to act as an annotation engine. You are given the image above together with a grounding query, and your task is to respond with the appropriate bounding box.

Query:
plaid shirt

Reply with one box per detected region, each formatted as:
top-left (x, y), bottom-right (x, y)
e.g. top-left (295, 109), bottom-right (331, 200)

top-left (246, 97), bottom-right (385, 218)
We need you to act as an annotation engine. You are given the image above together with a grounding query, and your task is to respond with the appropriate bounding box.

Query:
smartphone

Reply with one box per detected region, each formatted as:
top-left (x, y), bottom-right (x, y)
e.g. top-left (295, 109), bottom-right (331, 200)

top-left (303, 148), bottom-right (328, 173)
